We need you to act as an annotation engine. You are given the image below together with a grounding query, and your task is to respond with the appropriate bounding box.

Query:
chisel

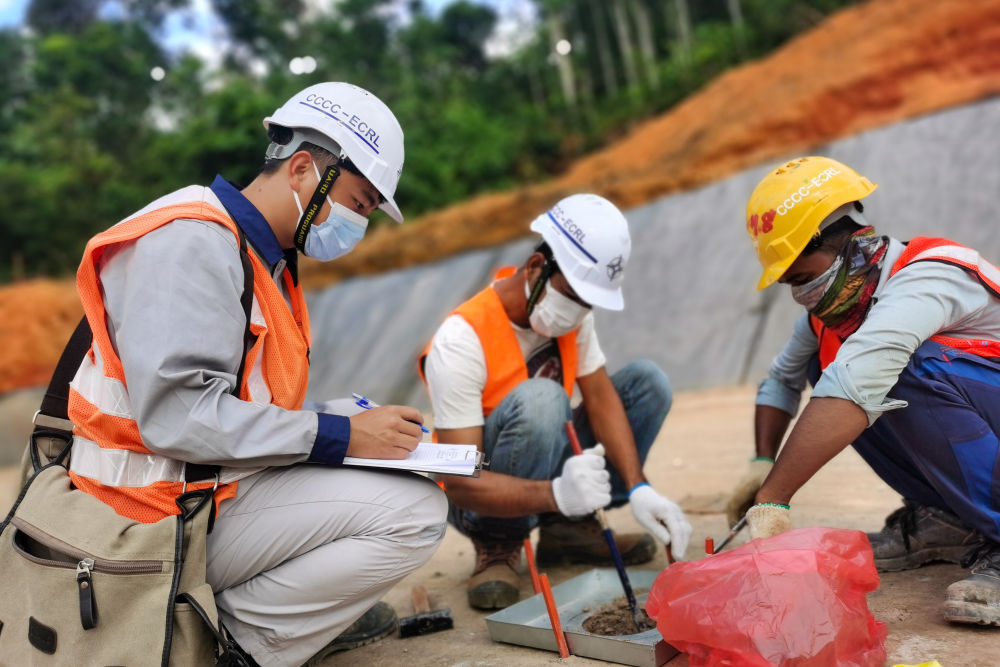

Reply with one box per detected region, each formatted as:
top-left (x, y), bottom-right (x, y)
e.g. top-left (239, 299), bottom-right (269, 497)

top-left (564, 421), bottom-right (650, 632)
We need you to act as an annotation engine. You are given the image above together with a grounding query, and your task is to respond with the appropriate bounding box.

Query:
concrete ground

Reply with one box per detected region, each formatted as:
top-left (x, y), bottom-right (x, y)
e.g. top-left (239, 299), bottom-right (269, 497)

top-left (2, 385), bottom-right (998, 666)
top-left (313, 386), bottom-right (999, 667)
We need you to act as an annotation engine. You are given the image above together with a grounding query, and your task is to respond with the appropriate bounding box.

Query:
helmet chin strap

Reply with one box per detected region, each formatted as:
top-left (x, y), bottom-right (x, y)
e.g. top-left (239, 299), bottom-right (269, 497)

top-left (293, 163), bottom-right (341, 252)
top-left (525, 260), bottom-right (557, 316)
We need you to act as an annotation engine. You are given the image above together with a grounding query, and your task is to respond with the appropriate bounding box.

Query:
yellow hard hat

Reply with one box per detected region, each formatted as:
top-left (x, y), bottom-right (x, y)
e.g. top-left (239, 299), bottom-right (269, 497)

top-left (746, 156), bottom-right (877, 290)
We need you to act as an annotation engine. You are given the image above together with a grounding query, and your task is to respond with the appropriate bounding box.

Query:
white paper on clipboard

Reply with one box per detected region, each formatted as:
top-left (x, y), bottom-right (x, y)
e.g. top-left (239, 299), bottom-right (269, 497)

top-left (342, 442), bottom-right (484, 477)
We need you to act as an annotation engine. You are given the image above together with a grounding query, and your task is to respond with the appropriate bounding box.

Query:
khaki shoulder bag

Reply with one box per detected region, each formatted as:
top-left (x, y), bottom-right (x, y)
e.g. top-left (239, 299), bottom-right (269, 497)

top-left (0, 228), bottom-right (258, 666)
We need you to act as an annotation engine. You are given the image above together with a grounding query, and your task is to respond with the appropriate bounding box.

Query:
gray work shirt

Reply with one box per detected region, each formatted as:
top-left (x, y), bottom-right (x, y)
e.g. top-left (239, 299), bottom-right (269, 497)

top-left (757, 237), bottom-right (1000, 425)
top-left (96, 186), bottom-right (329, 470)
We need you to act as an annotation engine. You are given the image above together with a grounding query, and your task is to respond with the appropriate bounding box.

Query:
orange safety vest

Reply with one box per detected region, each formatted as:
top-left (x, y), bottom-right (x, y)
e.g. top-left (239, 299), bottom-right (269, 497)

top-left (419, 267), bottom-right (578, 418)
top-left (69, 199), bottom-right (312, 523)
top-left (811, 236), bottom-right (1000, 369)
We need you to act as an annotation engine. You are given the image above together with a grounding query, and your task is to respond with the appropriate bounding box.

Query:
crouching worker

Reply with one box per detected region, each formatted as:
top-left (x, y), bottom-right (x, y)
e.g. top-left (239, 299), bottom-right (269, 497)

top-left (66, 82), bottom-right (447, 665)
top-left (419, 194), bottom-right (691, 610)
top-left (731, 156), bottom-right (1000, 627)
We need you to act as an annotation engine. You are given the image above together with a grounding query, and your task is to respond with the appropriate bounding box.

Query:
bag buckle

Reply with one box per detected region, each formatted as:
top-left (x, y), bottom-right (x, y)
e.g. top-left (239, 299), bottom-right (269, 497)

top-left (181, 472), bottom-right (220, 494)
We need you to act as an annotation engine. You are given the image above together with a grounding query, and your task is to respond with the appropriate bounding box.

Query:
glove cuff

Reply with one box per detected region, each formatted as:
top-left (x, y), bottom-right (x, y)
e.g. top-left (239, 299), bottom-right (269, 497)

top-left (628, 482), bottom-right (650, 498)
top-left (746, 502), bottom-right (792, 539)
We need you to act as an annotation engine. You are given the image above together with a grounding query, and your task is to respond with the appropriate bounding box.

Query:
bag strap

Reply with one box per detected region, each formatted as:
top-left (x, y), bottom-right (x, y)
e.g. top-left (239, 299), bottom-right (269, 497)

top-left (28, 316), bottom-right (92, 471)
top-left (176, 591), bottom-right (255, 667)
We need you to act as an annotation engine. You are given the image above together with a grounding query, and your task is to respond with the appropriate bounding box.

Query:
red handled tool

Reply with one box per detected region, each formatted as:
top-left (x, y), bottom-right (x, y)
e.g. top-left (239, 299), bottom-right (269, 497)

top-left (565, 421), bottom-right (649, 632)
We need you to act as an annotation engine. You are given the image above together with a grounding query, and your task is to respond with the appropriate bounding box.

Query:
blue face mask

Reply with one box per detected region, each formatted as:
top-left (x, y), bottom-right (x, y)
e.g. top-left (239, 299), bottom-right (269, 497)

top-left (292, 162), bottom-right (369, 262)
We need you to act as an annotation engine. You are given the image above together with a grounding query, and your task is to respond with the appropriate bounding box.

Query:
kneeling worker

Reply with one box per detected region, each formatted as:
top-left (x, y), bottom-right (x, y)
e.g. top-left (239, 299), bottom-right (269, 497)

top-left (732, 156), bottom-right (1000, 627)
top-left (420, 194), bottom-right (691, 610)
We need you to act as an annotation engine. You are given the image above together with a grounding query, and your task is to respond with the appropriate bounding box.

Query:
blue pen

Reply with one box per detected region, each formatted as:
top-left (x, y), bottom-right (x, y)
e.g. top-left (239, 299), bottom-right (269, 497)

top-left (352, 393), bottom-right (430, 434)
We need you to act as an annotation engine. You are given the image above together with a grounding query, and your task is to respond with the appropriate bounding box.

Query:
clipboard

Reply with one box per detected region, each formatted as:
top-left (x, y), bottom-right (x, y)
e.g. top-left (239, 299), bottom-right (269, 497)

top-left (342, 442), bottom-right (485, 477)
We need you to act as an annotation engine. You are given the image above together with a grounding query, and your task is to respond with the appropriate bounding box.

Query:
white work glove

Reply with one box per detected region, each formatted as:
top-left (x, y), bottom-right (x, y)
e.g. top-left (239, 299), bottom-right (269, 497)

top-left (552, 444), bottom-right (611, 517)
top-left (629, 484), bottom-right (692, 561)
top-left (725, 458), bottom-right (774, 528)
top-left (746, 503), bottom-right (792, 540)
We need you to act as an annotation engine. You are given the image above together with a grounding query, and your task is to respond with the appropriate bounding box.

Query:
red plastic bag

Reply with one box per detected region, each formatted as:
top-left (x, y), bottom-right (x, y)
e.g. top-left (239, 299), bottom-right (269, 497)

top-left (645, 526), bottom-right (886, 667)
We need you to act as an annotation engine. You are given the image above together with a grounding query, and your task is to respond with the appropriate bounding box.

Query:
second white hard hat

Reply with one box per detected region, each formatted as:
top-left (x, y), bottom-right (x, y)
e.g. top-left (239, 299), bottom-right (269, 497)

top-left (529, 194), bottom-right (631, 310)
top-left (264, 82), bottom-right (405, 222)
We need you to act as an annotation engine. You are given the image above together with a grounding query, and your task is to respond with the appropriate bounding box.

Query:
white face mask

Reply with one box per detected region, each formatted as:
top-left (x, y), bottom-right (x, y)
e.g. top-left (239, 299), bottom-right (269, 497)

top-left (291, 162), bottom-right (369, 261)
top-left (525, 279), bottom-right (590, 338)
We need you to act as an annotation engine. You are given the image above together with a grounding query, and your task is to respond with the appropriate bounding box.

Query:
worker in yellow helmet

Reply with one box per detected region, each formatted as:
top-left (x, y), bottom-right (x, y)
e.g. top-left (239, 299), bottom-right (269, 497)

top-left (729, 156), bottom-right (1000, 627)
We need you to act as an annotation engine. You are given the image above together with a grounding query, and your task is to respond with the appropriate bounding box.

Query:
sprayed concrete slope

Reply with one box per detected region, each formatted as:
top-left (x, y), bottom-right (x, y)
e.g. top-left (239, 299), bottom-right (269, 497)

top-left (305, 96), bottom-right (1000, 412)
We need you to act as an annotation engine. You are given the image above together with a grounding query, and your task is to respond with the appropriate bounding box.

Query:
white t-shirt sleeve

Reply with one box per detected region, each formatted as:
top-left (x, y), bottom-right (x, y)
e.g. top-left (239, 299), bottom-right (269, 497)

top-left (423, 315), bottom-right (489, 429)
top-left (575, 312), bottom-right (606, 377)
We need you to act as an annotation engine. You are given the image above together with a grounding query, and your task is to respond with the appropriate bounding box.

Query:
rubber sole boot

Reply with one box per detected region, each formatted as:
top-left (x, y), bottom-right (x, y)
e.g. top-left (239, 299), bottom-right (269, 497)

top-left (944, 573), bottom-right (1000, 626)
top-left (304, 601), bottom-right (398, 664)
top-left (944, 541), bottom-right (1000, 627)
top-left (866, 500), bottom-right (980, 572)
top-left (535, 515), bottom-right (656, 566)
top-left (467, 538), bottom-right (522, 610)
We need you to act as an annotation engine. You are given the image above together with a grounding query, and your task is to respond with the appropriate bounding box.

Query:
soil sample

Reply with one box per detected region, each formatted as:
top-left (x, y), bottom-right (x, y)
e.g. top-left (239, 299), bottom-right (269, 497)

top-left (582, 594), bottom-right (655, 635)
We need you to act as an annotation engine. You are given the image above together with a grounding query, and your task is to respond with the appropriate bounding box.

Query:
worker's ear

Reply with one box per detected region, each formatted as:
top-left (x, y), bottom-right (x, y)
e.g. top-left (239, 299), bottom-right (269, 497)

top-left (524, 252), bottom-right (546, 284)
top-left (286, 150), bottom-right (315, 193)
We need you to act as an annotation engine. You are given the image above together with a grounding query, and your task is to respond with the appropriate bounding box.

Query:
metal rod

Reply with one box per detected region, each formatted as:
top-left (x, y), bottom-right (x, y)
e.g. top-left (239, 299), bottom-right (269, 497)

top-left (713, 515), bottom-right (748, 553)
top-left (565, 420), bottom-right (644, 630)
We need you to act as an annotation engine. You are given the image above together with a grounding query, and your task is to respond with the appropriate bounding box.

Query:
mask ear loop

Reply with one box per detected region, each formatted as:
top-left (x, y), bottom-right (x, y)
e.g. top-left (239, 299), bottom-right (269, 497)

top-left (293, 163), bottom-right (340, 252)
top-left (526, 260), bottom-right (557, 316)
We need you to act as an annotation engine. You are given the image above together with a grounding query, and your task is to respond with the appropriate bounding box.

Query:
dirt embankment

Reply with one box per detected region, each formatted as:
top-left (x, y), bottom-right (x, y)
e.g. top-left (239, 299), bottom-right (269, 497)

top-left (3, 0), bottom-right (1000, 394)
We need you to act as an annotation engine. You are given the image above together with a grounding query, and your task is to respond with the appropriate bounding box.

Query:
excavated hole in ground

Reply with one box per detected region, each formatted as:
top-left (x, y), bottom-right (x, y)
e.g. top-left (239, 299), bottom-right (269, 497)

top-left (581, 592), bottom-right (654, 635)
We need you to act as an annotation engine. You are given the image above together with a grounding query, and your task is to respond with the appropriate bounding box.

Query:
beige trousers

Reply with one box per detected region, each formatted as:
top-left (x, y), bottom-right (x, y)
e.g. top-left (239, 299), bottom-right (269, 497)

top-left (206, 464), bottom-right (448, 667)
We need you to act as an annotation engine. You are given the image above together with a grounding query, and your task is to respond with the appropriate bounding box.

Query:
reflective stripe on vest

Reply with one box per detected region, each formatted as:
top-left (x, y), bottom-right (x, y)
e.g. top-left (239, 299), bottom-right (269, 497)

top-left (70, 199), bottom-right (311, 523)
top-left (812, 236), bottom-right (1000, 368)
top-left (890, 237), bottom-right (1000, 358)
top-left (418, 267), bottom-right (578, 418)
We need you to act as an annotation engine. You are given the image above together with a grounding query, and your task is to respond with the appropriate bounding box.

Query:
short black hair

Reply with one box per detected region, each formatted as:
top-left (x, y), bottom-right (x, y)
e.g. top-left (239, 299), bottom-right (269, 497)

top-left (532, 241), bottom-right (561, 273)
top-left (801, 202), bottom-right (865, 256)
top-left (260, 124), bottom-right (365, 178)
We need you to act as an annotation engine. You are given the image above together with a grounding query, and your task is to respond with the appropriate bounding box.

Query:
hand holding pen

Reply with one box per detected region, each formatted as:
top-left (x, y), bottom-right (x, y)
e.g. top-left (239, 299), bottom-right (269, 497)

top-left (345, 394), bottom-right (426, 460)
top-left (353, 394), bottom-right (430, 434)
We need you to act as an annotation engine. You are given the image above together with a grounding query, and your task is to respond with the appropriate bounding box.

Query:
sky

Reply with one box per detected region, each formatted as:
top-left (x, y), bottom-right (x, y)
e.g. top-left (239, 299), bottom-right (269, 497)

top-left (0, 0), bottom-right (536, 65)
top-left (0, 0), bottom-right (533, 31)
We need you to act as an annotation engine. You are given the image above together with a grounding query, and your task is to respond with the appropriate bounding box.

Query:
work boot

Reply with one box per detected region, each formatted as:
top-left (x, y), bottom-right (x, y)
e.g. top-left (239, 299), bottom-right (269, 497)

top-left (866, 500), bottom-right (981, 572)
top-left (944, 540), bottom-right (1000, 627)
top-left (535, 514), bottom-right (656, 566)
top-left (467, 538), bottom-right (522, 610)
top-left (303, 601), bottom-right (398, 664)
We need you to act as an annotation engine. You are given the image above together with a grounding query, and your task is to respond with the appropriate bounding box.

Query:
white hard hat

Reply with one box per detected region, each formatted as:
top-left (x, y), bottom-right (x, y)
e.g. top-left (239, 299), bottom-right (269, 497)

top-left (529, 194), bottom-right (631, 310)
top-left (264, 82), bottom-right (405, 222)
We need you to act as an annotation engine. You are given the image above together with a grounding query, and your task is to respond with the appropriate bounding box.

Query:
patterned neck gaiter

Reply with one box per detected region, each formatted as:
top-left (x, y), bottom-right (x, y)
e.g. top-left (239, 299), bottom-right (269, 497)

top-left (791, 226), bottom-right (889, 339)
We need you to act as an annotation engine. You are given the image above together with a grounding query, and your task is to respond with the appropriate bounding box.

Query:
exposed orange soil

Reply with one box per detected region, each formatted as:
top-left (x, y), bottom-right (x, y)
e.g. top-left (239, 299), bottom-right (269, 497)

top-left (0, 279), bottom-right (82, 393)
top-left (3, 0), bottom-right (1000, 393)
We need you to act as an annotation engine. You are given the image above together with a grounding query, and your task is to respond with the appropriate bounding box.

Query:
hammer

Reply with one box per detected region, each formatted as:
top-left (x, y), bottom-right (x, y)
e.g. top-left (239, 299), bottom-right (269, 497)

top-left (398, 585), bottom-right (454, 638)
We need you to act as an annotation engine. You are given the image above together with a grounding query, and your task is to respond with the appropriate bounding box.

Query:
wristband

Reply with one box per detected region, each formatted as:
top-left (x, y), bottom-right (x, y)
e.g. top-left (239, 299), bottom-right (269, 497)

top-left (752, 456), bottom-right (775, 463)
top-left (628, 482), bottom-right (650, 498)
top-left (753, 502), bottom-right (790, 510)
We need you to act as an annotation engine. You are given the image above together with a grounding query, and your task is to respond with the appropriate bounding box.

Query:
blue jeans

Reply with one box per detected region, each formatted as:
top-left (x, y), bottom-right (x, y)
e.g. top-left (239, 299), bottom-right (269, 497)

top-left (449, 359), bottom-right (672, 543)
top-left (811, 340), bottom-right (1000, 542)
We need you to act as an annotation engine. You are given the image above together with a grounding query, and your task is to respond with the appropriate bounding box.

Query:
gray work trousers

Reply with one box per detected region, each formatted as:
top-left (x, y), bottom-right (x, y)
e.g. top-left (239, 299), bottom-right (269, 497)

top-left (206, 464), bottom-right (448, 667)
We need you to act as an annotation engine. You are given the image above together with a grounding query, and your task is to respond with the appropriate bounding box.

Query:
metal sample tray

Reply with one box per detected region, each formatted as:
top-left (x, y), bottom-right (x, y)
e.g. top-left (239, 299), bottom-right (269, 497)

top-left (485, 568), bottom-right (679, 666)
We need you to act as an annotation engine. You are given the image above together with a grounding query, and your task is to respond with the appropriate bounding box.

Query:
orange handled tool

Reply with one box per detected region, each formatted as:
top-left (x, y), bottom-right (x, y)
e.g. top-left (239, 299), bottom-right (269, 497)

top-left (539, 573), bottom-right (570, 658)
top-left (523, 537), bottom-right (542, 594)
top-left (565, 421), bottom-right (646, 631)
